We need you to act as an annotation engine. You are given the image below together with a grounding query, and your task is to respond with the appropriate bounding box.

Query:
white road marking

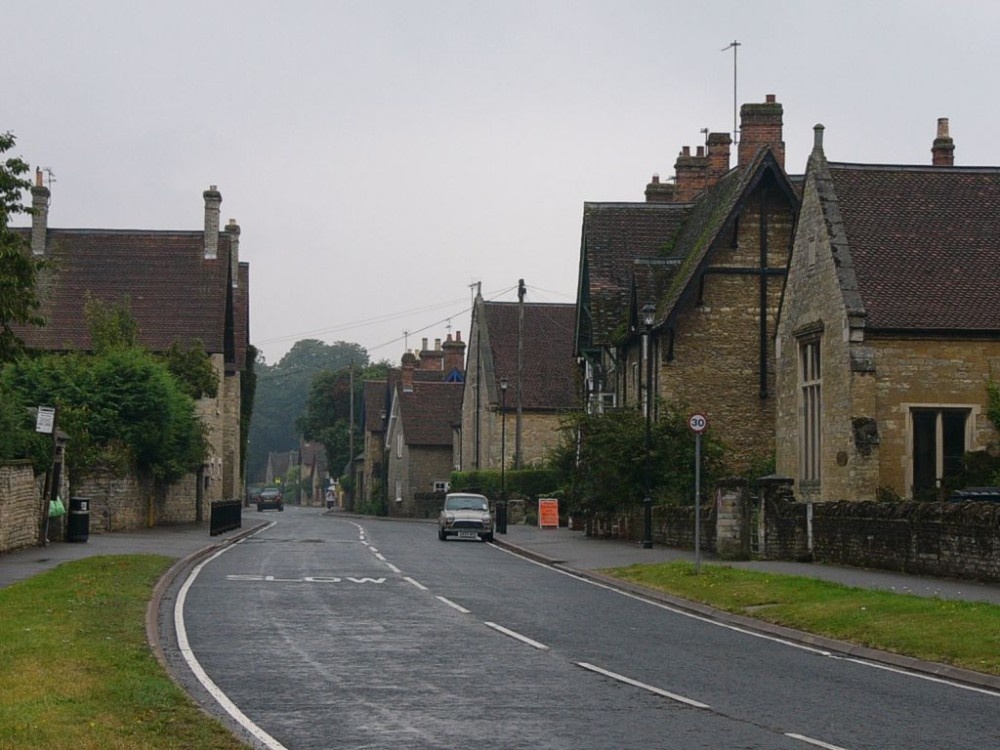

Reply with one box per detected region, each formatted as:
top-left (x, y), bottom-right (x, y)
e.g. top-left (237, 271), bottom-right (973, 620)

top-left (175, 526), bottom-right (287, 750)
top-left (577, 662), bottom-right (710, 709)
top-left (493, 545), bottom-right (1000, 698)
top-left (383, 562), bottom-right (402, 574)
top-left (785, 733), bottom-right (850, 750)
top-left (405, 577), bottom-right (428, 591)
top-left (484, 621), bottom-right (549, 650)
top-left (436, 596), bottom-right (470, 614)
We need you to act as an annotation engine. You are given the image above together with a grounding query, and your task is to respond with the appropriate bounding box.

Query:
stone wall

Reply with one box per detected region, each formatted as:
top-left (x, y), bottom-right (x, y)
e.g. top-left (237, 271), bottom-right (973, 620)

top-left (658, 190), bottom-right (795, 473)
top-left (590, 503), bottom-right (716, 553)
top-left (0, 462), bottom-right (41, 553)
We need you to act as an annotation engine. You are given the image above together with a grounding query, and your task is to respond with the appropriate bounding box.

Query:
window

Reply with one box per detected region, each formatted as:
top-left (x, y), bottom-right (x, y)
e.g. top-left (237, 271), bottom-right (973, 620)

top-left (911, 408), bottom-right (969, 498)
top-left (800, 339), bottom-right (821, 483)
top-left (433, 481), bottom-right (449, 493)
top-left (396, 432), bottom-right (403, 459)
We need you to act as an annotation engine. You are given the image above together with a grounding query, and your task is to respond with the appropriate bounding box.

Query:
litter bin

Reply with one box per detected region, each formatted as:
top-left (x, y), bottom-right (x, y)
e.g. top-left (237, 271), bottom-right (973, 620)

top-left (67, 497), bottom-right (90, 542)
top-left (495, 500), bottom-right (508, 535)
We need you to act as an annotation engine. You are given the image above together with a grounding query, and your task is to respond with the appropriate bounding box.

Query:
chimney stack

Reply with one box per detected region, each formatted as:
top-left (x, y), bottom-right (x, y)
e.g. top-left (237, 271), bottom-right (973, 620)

top-left (224, 218), bottom-right (240, 288)
top-left (644, 173), bottom-right (675, 203)
top-left (419, 337), bottom-right (445, 371)
top-left (203, 185), bottom-right (222, 259)
top-left (31, 168), bottom-right (50, 256)
top-left (738, 94), bottom-right (784, 169)
top-left (706, 132), bottom-right (732, 184)
top-left (932, 118), bottom-right (955, 166)
top-left (673, 145), bottom-right (709, 201)
top-left (442, 331), bottom-right (466, 373)
top-left (401, 352), bottom-right (417, 392)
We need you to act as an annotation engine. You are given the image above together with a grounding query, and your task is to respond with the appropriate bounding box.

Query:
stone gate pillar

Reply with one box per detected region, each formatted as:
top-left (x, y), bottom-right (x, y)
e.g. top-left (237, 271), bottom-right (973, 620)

top-left (715, 477), bottom-right (750, 559)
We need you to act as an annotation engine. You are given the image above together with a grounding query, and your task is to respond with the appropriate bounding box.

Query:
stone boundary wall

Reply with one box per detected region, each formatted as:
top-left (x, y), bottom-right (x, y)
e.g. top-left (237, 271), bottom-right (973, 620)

top-left (585, 475), bottom-right (1000, 582)
top-left (0, 461), bottom-right (41, 553)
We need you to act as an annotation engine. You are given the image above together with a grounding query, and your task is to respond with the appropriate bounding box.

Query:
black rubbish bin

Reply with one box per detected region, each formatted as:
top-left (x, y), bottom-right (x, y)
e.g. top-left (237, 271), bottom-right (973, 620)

top-left (495, 501), bottom-right (508, 535)
top-left (67, 497), bottom-right (90, 542)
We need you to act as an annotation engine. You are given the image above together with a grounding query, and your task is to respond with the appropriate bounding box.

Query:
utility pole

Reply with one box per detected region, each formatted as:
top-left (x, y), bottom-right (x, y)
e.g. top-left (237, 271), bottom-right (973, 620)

top-left (515, 279), bottom-right (525, 469)
top-left (348, 361), bottom-right (354, 510)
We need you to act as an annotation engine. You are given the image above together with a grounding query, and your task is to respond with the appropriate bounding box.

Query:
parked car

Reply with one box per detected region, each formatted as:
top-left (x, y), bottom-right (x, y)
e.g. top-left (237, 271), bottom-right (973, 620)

top-left (257, 486), bottom-right (284, 512)
top-left (438, 492), bottom-right (493, 542)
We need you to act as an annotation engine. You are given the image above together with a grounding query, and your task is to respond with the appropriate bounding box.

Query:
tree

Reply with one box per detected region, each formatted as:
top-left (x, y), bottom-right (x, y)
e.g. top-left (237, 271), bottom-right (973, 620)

top-left (0, 131), bottom-right (45, 362)
top-left (247, 339), bottom-right (370, 481)
top-left (84, 295), bottom-right (139, 354)
top-left (297, 360), bottom-right (391, 479)
top-left (163, 339), bottom-right (219, 399)
top-left (549, 405), bottom-right (724, 516)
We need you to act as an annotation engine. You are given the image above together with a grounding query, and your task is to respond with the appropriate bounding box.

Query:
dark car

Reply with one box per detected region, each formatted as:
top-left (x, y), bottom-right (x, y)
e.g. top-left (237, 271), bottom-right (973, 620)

top-left (257, 487), bottom-right (284, 512)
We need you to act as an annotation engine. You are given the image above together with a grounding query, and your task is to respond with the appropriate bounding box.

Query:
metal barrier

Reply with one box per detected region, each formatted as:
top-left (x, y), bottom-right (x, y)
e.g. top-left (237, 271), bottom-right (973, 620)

top-left (210, 499), bottom-right (243, 536)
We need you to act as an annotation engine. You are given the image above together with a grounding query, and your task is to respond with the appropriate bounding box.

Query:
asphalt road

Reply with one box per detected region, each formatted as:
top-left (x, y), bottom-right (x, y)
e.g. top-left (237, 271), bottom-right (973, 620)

top-left (158, 507), bottom-right (1000, 750)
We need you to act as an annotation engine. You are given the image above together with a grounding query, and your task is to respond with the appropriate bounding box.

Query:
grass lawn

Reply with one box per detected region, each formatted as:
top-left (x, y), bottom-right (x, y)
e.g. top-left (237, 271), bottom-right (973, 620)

top-left (604, 561), bottom-right (1000, 676)
top-left (0, 555), bottom-right (247, 750)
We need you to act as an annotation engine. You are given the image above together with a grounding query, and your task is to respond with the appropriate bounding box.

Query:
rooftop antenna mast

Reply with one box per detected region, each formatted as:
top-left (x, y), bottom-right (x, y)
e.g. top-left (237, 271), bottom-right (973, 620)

top-left (721, 40), bottom-right (741, 145)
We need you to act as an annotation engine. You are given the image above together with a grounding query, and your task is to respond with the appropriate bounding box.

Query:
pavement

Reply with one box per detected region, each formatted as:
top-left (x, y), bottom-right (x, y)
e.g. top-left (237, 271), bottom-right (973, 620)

top-left (3, 512), bottom-right (1000, 691)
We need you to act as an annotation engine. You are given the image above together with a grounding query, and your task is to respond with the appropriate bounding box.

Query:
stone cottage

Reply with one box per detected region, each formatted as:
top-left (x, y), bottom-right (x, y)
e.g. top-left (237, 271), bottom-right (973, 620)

top-left (15, 176), bottom-right (250, 528)
top-left (775, 120), bottom-right (1000, 501)
top-left (460, 289), bottom-right (577, 472)
top-left (575, 95), bottom-right (800, 472)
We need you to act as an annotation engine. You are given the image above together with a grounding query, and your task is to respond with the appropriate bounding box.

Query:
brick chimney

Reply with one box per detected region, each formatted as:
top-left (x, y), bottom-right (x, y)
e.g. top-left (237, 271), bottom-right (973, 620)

top-left (644, 173), bottom-right (675, 203)
top-left (419, 337), bottom-right (445, 371)
top-left (442, 331), bottom-right (466, 373)
top-left (738, 94), bottom-right (784, 169)
top-left (706, 132), bottom-right (732, 184)
top-left (673, 145), bottom-right (709, 201)
top-left (31, 168), bottom-right (50, 256)
top-left (203, 185), bottom-right (222, 259)
top-left (224, 218), bottom-right (240, 288)
top-left (401, 352), bottom-right (417, 392)
top-left (932, 118), bottom-right (955, 166)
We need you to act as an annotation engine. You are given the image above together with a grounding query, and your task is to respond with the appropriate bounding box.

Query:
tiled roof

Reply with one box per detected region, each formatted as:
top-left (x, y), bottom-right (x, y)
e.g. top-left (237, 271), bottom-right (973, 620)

top-left (483, 301), bottom-right (578, 410)
top-left (13, 228), bottom-right (248, 367)
top-left (578, 202), bottom-right (690, 347)
top-left (399, 381), bottom-right (464, 446)
top-left (827, 163), bottom-right (1000, 330)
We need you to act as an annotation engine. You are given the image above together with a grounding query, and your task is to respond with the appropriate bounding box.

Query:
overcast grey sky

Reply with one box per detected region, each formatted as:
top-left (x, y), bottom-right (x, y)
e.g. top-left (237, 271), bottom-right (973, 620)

top-left (7, 1), bottom-right (1000, 365)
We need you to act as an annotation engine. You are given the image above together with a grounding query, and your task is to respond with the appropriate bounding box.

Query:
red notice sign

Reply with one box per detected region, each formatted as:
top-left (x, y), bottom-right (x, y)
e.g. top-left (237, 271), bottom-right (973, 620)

top-left (538, 498), bottom-right (559, 529)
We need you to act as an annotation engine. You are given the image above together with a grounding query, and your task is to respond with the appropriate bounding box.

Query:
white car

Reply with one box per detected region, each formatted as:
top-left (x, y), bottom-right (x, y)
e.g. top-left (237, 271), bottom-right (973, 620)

top-left (438, 493), bottom-right (494, 542)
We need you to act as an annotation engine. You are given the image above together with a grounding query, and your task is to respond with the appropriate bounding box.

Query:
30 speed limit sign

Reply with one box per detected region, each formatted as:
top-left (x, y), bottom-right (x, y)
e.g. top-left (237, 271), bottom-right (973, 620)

top-left (688, 413), bottom-right (708, 433)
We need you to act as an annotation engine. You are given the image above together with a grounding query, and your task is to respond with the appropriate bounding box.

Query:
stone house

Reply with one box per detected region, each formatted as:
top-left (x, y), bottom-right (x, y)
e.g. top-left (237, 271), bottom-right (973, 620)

top-left (298, 439), bottom-right (328, 506)
top-left (14, 177), bottom-right (250, 528)
top-left (384, 346), bottom-right (465, 517)
top-left (460, 290), bottom-right (578, 472)
top-left (575, 95), bottom-right (800, 472)
top-left (775, 120), bottom-right (1000, 501)
top-left (265, 450), bottom-right (297, 487)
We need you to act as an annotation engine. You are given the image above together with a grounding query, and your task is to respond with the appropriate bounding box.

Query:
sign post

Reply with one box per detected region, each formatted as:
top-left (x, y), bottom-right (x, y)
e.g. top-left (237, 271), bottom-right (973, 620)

top-left (688, 413), bottom-right (708, 574)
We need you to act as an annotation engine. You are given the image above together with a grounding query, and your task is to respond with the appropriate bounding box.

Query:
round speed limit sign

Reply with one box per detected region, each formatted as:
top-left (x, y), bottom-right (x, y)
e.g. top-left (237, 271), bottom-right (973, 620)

top-left (688, 413), bottom-right (708, 434)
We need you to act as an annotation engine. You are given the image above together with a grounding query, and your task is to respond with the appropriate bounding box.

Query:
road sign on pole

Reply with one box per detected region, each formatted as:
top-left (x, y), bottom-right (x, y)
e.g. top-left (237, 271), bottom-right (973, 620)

top-left (688, 413), bottom-right (707, 573)
top-left (688, 413), bottom-right (708, 434)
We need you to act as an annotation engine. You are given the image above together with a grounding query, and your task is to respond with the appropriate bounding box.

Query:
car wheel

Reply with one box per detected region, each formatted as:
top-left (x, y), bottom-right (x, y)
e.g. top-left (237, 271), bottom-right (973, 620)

top-left (257, 506), bottom-right (262, 512)
top-left (438, 528), bottom-right (447, 541)
top-left (483, 533), bottom-right (494, 543)
top-left (279, 506), bottom-right (284, 511)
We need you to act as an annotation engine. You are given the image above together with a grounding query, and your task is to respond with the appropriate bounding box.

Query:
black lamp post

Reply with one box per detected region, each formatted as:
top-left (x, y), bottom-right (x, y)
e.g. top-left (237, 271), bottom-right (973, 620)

top-left (499, 377), bottom-right (508, 534)
top-left (642, 303), bottom-right (655, 549)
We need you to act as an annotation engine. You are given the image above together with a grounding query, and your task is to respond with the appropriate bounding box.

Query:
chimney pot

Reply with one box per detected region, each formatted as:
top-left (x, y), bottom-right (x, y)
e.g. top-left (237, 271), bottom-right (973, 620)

top-left (931, 117), bottom-right (955, 167)
top-left (766, 94), bottom-right (776, 103)
top-left (30, 173), bottom-right (51, 256)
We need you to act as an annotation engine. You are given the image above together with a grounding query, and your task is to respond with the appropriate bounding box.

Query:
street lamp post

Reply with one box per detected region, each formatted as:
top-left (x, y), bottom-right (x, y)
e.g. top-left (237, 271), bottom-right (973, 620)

top-left (499, 378), bottom-right (508, 534)
top-left (642, 303), bottom-right (656, 549)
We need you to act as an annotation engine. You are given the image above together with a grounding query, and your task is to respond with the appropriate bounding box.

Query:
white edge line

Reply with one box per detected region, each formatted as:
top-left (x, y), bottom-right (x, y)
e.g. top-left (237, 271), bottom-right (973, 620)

top-left (785, 732), bottom-right (850, 750)
top-left (484, 621), bottom-right (549, 650)
top-left (436, 596), bottom-right (470, 614)
top-left (404, 576), bottom-right (428, 591)
top-left (577, 662), bottom-right (710, 709)
top-left (174, 526), bottom-right (288, 750)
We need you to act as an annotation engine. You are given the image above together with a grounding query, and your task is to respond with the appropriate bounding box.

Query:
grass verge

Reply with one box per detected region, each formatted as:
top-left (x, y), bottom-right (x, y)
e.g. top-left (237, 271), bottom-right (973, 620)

top-left (0, 555), bottom-right (247, 750)
top-left (604, 561), bottom-right (1000, 676)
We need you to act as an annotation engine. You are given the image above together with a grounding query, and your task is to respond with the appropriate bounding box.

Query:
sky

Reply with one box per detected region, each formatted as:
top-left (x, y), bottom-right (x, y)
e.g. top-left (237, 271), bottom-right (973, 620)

top-left (7, 1), bottom-right (1000, 366)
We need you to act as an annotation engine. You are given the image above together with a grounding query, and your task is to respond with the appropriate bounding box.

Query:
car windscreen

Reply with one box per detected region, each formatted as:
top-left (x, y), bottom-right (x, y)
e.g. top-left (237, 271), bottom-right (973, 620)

top-left (445, 496), bottom-right (487, 511)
